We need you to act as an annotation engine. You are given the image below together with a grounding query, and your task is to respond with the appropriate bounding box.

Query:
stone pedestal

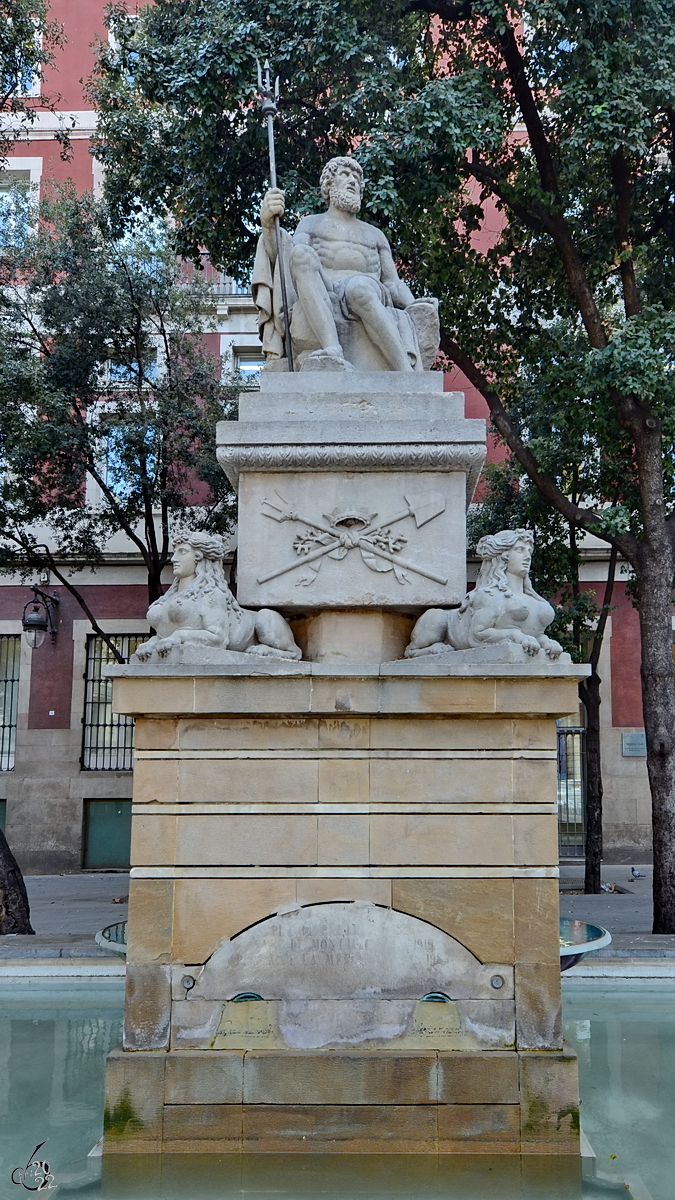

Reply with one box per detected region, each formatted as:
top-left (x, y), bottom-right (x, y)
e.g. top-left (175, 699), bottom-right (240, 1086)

top-left (104, 370), bottom-right (583, 1156)
top-left (104, 658), bottom-right (583, 1155)
top-left (217, 373), bottom-right (486, 614)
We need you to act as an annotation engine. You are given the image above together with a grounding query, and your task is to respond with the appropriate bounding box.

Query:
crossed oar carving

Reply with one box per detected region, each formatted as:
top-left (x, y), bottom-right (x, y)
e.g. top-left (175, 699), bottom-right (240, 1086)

top-left (258, 490), bottom-right (449, 586)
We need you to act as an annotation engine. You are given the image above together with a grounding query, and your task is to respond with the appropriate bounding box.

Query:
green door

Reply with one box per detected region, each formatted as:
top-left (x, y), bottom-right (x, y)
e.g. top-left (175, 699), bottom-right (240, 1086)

top-left (84, 800), bottom-right (132, 869)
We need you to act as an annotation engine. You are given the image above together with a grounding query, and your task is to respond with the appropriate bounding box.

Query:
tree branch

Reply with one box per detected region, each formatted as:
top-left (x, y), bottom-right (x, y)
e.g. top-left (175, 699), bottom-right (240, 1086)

top-left (610, 146), bottom-right (640, 318)
top-left (7, 539), bottom-right (125, 662)
top-left (403, 0), bottom-right (473, 18)
top-left (460, 155), bottom-right (549, 235)
top-left (440, 330), bottom-right (638, 561)
top-left (68, 398), bottom-right (153, 566)
top-left (589, 544), bottom-right (618, 675)
top-left (491, 20), bottom-right (608, 350)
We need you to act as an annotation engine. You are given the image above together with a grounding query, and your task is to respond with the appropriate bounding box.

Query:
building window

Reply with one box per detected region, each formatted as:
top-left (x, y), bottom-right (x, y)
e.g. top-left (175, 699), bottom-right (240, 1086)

top-left (233, 352), bottom-right (264, 380)
top-left (0, 635), bottom-right (21, 771)
top-left (0, 170), bottom-right (31, 246)
top-left (81, 635), bottom-right (146, 771)
top-left (83, 799), bottom-right (132, 869)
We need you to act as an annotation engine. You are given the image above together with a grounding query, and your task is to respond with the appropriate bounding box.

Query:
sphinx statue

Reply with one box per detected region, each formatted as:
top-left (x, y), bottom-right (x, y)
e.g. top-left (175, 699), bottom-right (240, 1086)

top-left (404, 528), bottom-right (565, 660)
top-left (253, 156), bottom-right (440, 373)
top-left (131, 532), bottom-right (301, 664)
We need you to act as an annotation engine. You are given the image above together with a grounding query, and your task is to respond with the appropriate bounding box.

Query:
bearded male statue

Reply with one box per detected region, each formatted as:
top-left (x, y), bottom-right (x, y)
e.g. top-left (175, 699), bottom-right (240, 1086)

top-left (252, 156), bottom-right (440, 373)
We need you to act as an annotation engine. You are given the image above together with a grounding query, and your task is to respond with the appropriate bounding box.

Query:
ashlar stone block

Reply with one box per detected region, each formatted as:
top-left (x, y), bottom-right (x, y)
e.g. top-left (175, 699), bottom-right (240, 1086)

top-left (174, 814), bottom-right (318, 866)
top-left (126, 878), bottom-right (174, 965)
top-left (162, 1103), bottom-right (243, 1152)
top-left (515, 963), bottom-right (563, 1051)
top-left (370, 814), bottom-right (514, 865)
top-left (519, 1045), bottom-right (580, 1150)
top-left (437, 1051), bottom-right (519, 1104)
top-left (172, 878), bottom-right (297, 963)
top-left (130, 814), bottom-right (176, 867)
top-left (176, 756), bottom-right (318, 806)
top-left (438, 1103), bottom-right (520, 1152)
top-left (242, 1049), bottom-right (439, 1105)
top-left (123, 964), bottom-right (172, 1051)
top-left (514, 879), bottom-right (561, 965)
top-left (392, 879), bottom-right (515, 963)
top-left (104, 1046), bottom-right (165, 1152)
top-left (164, 1050), bottom-right (244, 1104)
top-left (241, 1103), bottom-right (439, 1153)
top-left (178, 715), bottom-right (319, 751)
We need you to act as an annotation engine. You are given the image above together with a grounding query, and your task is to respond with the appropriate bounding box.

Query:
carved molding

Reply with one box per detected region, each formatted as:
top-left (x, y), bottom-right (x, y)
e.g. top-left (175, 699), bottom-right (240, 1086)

top-left (217, 442), bottom-right (487, 505)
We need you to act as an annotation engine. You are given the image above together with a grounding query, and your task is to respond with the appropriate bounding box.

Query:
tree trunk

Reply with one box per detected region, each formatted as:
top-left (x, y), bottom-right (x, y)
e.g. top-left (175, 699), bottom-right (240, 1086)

top-left (147, 562), bottom-right (165, 607)
top-left (637, 553), bottom-right (675, 932)
top-left (0, 830), bottom-right (34, 934)
top-left (579, 671), bottom-right (603, 893)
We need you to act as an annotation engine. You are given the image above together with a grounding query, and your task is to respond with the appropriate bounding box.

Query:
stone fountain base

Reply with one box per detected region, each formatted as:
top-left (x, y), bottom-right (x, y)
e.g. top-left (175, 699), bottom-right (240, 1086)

top-left (105, 1044), bottom-right (579, 1154)
top-left (103, 657), bottom-right (583, 1155)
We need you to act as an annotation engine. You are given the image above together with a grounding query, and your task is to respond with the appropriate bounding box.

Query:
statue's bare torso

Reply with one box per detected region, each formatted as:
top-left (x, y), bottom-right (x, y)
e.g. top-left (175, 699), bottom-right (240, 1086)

top-left (294, 213), bottom-right (391, 283)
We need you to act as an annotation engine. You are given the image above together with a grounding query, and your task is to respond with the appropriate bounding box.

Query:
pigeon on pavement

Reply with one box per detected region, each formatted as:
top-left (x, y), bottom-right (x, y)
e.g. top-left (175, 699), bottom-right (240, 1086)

top-left (631, 867), bottom-right (646, 879)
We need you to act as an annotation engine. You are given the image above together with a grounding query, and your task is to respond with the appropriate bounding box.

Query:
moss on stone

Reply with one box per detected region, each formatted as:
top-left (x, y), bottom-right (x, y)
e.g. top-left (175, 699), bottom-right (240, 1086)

top-left (104, 1088), bottom-right (143, 1138)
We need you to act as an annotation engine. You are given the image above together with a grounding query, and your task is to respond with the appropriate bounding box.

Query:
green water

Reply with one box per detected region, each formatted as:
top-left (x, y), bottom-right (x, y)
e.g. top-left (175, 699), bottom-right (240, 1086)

top-left (0, 978), bottom-right (671, 1199)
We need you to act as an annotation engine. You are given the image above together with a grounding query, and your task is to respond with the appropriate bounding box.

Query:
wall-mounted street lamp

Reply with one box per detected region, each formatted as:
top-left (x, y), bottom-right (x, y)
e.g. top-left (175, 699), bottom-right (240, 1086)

top-left (21, 585), bottom-right (59, 649)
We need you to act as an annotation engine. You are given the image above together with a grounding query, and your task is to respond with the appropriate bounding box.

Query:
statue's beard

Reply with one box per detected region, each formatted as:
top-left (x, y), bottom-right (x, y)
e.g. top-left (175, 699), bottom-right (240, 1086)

top-left (330, 184), bottom-right (361, 213)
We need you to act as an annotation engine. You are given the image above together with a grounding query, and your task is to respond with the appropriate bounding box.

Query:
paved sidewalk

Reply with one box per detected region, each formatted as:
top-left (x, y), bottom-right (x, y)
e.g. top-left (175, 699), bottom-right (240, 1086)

top-left (560, 863), bottom-right (675, 974)
top-left (0, 873), bottom-right (129, 959)
top-left (560, 863), bottom-right (664, 948)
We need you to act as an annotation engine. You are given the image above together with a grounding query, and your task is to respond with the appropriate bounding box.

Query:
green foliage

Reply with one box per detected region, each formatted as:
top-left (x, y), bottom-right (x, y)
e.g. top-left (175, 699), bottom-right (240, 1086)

top-left (0, 187), bottom-right (237, 599)
top-left (89, 0), bottom-right (675, 553)
top-left (0, 0), bottom-right (65, 158)
top-left (469, 461), bottom-right (610, 663)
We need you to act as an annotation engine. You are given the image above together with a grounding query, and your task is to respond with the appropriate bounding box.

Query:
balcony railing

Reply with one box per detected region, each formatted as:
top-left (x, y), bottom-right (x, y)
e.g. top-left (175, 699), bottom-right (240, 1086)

top-left (179, 253), bottom-right (251, 296)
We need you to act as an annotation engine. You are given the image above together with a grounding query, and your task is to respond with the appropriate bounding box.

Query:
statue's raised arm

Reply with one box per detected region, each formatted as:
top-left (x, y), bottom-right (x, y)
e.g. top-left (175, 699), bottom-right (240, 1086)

top-left (252, 155), bottom-right (440, 373)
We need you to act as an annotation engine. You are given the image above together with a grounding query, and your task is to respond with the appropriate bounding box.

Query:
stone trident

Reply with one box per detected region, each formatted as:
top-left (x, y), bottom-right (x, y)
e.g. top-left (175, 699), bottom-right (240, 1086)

top-left (256, 59), bottom-right (295, 371)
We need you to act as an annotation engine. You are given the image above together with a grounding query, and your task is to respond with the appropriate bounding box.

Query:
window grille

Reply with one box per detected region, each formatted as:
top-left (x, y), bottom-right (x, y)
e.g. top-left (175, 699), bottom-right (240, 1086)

top-left (81, 634), bottom-right (146, 771)
top-left (557, 725), bottom-right (586, 858)
top-left (0, 635), bottom-right (21, 771)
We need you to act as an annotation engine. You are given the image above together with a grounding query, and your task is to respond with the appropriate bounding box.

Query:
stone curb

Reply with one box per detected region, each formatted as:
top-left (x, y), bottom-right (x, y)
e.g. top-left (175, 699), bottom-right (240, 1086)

top-left (0, 959), bottom-right (125, 976)
top-left (0, 935), bottom-right (119, 959)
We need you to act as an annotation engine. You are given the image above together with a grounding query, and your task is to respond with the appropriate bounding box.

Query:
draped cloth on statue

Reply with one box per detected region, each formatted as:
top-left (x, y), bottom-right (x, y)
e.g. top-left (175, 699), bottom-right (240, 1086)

top-left (252, 228), bottom-right (297, 362)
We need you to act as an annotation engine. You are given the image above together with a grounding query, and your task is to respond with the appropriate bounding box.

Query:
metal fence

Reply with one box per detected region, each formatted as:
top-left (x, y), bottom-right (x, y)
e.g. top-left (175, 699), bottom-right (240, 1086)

top-left (81, 634), bottom-right (146, 771)
top-left (557, 725), bottom-right (586, 858)
top-left (0, 635), bottom-right (21, 771)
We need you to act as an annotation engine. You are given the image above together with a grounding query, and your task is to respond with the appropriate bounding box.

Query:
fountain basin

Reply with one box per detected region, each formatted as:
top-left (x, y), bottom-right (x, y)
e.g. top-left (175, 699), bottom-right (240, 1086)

top-left (95, 920), bottom-right (127, 958)
top-left (560, 918), bottom-right (611, 970)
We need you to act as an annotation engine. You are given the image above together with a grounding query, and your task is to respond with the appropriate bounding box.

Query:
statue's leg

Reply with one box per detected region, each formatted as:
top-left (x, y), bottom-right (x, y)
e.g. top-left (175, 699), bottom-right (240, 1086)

top-left (289, 244), bottom-right (342, 355)
top-left (343, 276), bottom-right (414, 372)
top-left (404, 609), bottom-right (450, 657)
top-left (249, 609), bottom-right (302, 660)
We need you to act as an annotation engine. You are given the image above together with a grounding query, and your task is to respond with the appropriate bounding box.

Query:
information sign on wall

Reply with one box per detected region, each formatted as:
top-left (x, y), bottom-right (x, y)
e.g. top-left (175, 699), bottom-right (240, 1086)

top-left (622, 731), bottom-right (647, 757)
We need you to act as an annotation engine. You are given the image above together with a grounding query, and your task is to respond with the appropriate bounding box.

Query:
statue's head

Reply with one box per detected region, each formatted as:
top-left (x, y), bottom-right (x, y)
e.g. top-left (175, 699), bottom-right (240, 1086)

top-left (170, 532), bottom-right (230, 593)
top-left (320, 156), bottom-right (364, 214)
top-left (474, 528), bottom-right (537, 594)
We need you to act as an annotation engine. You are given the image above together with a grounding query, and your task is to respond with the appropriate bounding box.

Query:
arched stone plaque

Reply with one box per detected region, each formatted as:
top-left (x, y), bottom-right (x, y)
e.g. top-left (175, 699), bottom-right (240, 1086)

top-left (186, 902), bottom-right (513, 1001)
